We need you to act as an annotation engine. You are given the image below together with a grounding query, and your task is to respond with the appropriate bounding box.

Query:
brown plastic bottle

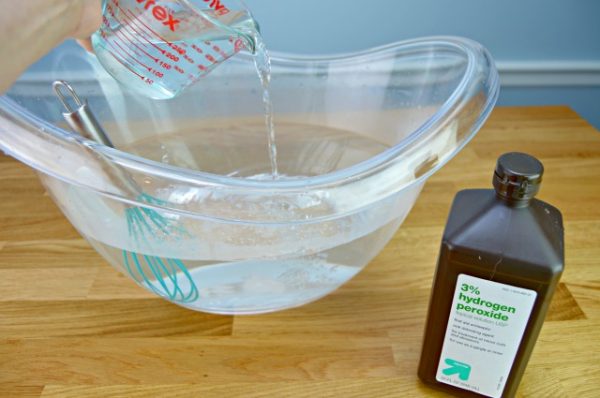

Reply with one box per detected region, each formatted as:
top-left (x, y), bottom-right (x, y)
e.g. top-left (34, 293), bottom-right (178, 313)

top-left (418, 152), bottom-right (564, 398)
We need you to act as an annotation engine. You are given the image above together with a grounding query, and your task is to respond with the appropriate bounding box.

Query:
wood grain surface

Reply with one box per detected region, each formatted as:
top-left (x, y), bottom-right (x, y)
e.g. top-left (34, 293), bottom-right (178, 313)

top-left (0, 106), bottom-right (599, 397)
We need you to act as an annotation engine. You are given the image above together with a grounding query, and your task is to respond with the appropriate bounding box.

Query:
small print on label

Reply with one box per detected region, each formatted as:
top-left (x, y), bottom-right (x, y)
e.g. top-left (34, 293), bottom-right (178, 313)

top-left (435, 274), bottom-right (537, 398)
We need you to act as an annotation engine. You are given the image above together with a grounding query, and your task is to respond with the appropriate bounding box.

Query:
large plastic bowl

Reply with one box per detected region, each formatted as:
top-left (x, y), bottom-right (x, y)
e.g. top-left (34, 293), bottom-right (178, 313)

top-left (0, 37), bottom-right (499, 314)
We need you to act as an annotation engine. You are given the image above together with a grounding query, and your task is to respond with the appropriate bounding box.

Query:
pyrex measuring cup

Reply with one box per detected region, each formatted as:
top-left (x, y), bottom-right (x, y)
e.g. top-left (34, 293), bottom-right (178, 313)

top-left (92, 0), bottom-right (258, 99)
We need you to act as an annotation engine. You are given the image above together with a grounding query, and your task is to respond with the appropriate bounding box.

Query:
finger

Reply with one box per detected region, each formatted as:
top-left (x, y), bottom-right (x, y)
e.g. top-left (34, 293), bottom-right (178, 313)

top-left (72, 0), bottom-right (103, 39)
top-left (77, 38), bottom-right (94, 53)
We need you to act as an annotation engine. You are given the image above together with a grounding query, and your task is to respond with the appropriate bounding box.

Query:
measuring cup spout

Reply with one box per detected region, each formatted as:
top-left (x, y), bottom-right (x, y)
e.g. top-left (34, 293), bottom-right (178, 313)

top-left (237, 29), bottom-right (258, 54)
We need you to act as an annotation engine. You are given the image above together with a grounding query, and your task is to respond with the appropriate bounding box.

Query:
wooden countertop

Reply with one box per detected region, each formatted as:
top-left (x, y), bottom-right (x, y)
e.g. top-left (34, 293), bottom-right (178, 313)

top-left (1, 106), bottom-right (599, 397)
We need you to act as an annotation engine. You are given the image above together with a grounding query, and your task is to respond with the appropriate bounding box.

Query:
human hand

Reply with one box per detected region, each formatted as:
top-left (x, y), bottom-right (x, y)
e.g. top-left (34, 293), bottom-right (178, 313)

top-left (74, 0), bottom-right (103, 52)
top-left (0, 0), bottom-right (102, 93)
top-left (71, 0), bottom-right (103, 39)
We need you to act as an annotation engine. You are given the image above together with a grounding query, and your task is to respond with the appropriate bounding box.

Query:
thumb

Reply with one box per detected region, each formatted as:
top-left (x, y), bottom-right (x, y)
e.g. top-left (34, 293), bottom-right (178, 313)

top-left (77, 38), bottom-right (94, 53)
top-left (71, 0), bottom-right (103, 39)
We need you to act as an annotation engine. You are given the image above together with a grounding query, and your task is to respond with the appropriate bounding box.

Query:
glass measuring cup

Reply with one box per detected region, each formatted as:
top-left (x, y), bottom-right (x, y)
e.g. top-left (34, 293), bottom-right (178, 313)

top-left (91, 0), bottom-right (258, 99)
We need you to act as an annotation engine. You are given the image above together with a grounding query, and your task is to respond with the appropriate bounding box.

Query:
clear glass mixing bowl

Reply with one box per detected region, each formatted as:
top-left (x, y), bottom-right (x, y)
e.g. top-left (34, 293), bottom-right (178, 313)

top-left (0, 37), bottom-right (499, 314)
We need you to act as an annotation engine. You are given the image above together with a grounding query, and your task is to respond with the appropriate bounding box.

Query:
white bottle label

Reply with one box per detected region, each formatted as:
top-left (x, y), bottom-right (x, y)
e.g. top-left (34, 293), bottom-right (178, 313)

top-left (435, 274), bottom-right (537, 397)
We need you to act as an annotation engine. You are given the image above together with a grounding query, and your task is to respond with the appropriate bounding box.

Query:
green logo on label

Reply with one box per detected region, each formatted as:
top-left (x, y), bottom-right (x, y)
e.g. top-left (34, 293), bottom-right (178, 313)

top-left (442, 358), bottom-right (471, 381)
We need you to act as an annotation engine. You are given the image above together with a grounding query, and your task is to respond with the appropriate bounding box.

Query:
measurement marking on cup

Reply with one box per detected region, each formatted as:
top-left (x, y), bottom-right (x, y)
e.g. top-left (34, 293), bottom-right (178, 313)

top-left (106, 1), bottom-right (117, 18)
top-left (128, 7), bottom-right (174, 46)
top-left (112, 39), bottom-right (153, 71)
top-left (114, 2), bottom-right (168, 55)
top-left (104, 35), bottom-right (155, 84)
top-left (113, 33), bottom-right (164, 78)
top-left (107, 48), bottom-right (146, 81)
top-left (112, 30), bottom-right (144, 59)
top-left (115, 28), bottom-right (159, 62)
top-left (98, 0), bottom-right (254, 97)
top-left (113, 1), bottom-right (171, 53)
top-left (205, 54), bottom-right (217, 64)
top-left (130, 7), bottom-right (190, 56)
top-left (182, 53), bottom-right (195, 64)
top-left (101, 7), bottom-right (171, 84)
top-left (191, 44), bottom-right (204, 54)
top-left (122, 4), bottom-right (186, 66)
top-left (124, 17), bottom-right (167, 55)
top-left (109, 2), bottom-right (160, 51)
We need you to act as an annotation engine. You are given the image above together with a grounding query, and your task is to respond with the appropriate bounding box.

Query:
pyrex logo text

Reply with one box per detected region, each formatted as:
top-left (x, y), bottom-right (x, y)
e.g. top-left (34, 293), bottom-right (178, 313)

top-left (203, 0), bottom-right (230, 15)
top-left (136, 0), bottom-right (180, 31)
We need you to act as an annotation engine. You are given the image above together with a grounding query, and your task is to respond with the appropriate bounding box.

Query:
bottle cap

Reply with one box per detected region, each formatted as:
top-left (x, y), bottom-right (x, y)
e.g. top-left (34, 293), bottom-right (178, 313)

top-left (493, 152), bottom-right (544, 202)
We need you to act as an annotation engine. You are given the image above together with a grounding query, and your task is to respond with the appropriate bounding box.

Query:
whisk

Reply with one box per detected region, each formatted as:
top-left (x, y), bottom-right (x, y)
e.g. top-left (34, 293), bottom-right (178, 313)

top-left (53, 80), bottom-right (199, 304)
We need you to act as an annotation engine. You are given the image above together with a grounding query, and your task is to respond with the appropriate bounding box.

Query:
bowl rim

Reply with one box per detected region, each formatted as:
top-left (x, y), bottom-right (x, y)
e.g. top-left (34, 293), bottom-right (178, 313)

top-left (0, 35), bottom-right (499, 194)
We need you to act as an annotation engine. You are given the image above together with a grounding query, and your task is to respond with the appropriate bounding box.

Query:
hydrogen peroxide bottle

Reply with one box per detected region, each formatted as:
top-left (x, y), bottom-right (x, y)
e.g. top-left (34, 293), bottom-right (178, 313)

top-left (418, 152), bottom-right (564, 398)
